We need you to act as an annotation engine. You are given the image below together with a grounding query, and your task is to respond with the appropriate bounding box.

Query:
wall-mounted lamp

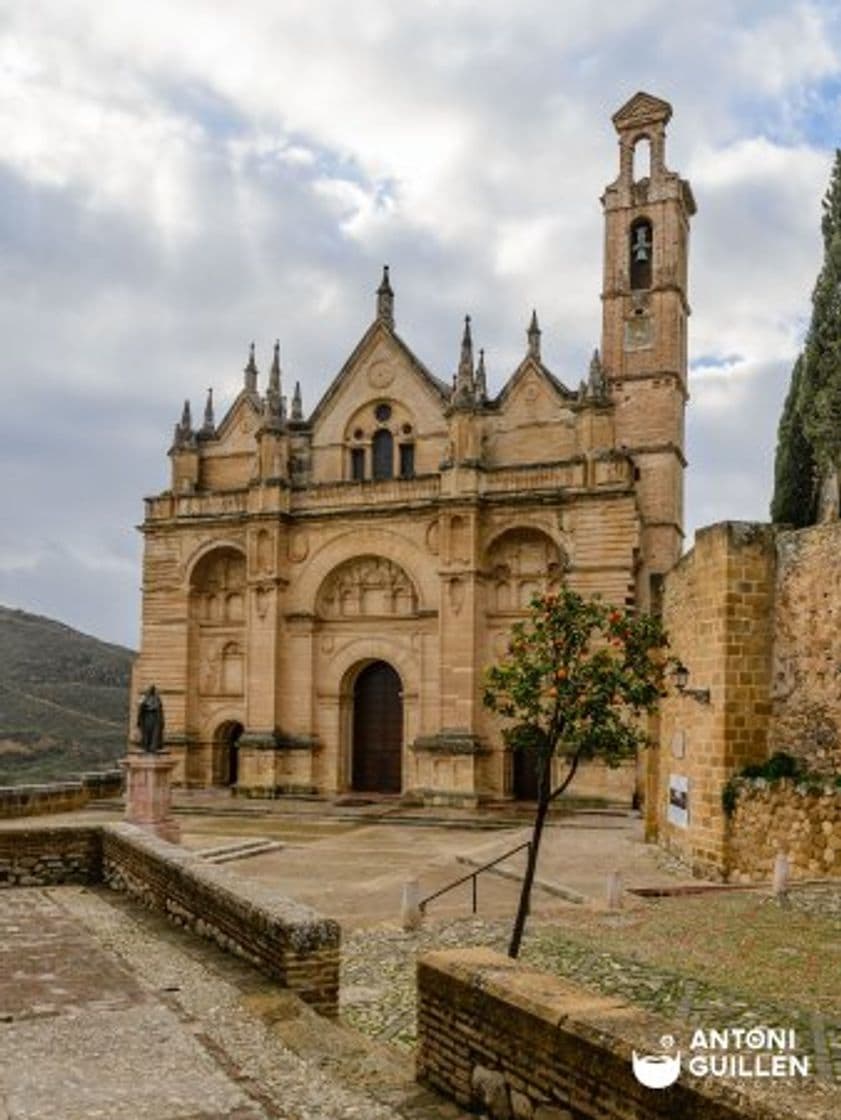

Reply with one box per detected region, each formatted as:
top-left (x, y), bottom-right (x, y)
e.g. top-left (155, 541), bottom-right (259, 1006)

top-left (673, 661), bottom-right (710, 704)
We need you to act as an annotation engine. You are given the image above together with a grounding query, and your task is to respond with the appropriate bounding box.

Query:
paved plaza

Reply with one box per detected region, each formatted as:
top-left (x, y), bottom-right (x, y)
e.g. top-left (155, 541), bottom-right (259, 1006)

top-left (1, 797), bottom-right (840, 1118)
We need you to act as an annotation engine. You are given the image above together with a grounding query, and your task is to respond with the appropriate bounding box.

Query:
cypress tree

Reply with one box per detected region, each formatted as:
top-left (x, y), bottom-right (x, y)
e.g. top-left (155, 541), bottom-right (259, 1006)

top-left (800, 151), bottom-right (841, 490)
top-left (771, 149), bottom-right (841, 524)
top-left (770, 356), bottom-right (816, 525)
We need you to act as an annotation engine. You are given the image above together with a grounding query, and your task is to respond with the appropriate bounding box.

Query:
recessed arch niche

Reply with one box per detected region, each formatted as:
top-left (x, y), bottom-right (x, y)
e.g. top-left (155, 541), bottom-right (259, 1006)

top-left (484, 528), bottom-right (565, 614)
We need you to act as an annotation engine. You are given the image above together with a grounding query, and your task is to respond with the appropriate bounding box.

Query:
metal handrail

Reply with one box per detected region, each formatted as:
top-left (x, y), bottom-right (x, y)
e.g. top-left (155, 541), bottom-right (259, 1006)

top-left (419, 840), bottom-right (532, 915)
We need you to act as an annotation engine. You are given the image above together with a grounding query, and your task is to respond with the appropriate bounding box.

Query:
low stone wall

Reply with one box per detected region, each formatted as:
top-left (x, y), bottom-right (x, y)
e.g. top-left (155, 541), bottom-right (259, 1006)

top-left (417, 948), bottom-right (790, 1120)
top-left (0, 770), bottom-right (123, 819)
top-left (727, 778), bottom-right (841, 882)
top-left (0, 822), bottom-right (339, 1017)
top-left (0, 825), bottom-right (101, 886)
top-left (101, 823), bottom-right (340, 1016)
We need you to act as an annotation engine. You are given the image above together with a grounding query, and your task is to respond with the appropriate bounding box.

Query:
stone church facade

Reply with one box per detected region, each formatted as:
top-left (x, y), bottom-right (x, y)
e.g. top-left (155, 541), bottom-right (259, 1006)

top-left (133, 92), bottom-right (695, 804)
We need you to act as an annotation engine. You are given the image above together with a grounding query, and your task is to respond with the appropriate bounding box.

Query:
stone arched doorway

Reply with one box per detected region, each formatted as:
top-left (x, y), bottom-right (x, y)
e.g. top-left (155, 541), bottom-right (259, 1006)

top-left (512, 748), bottom-right (540, 801)
top-left (351, 661), bottom-right (403, 793)
top-left (214, 720), bottom-right (244, 787)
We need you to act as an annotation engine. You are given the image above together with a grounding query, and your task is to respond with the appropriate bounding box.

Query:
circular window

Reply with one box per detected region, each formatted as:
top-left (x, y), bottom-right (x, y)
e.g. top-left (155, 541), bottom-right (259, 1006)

top-left (374, 403), bottom-right (392, 423)
top-left (401, 423), bottom-right (412, 435)
top-left (353, 428), bottom-right (364, 440)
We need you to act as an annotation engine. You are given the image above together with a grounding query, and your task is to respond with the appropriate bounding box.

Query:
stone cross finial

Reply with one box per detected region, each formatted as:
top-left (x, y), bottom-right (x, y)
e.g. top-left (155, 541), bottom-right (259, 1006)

top-left (527, 309), bottom-right (541, 361)
top-left (291, 380), bottom-right (303, 420)
top-left (244, 342), bottom-right (259, 393)
top-left (376, 264), bottom-right (394, 329)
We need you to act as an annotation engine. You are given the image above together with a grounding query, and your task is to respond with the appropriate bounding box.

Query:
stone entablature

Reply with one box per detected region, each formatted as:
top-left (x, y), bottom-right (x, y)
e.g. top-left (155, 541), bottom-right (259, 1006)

top-left (135, 93), bottom-right (692, 806)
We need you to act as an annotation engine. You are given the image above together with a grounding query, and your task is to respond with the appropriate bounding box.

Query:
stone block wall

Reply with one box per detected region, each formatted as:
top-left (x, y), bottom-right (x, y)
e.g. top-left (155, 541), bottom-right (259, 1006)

top-left (0, 825), bottom-right (101, 886)
top-left (0, 822), bottom-right (339, 1017)
top-left (417, 947), bottom-right (788, 1120)
top-left (657, 523), bottom-right (775, 876)
top-left (771, 524), bottom-right (841, 775)
top-left (101, 823), bottom-right (340, 1016)
top-left (726, 779), bottom-right (841, 882)
top-left (0, 770), bottom-right (123, 820)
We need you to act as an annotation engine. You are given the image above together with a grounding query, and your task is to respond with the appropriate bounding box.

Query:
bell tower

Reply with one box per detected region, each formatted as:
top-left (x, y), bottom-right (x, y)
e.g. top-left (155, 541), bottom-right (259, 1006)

top-left (601, 92), bottom-right (696, 599)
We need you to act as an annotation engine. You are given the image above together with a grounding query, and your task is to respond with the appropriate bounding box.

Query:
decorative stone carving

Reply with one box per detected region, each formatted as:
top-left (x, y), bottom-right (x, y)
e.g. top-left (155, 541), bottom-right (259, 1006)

top-left (288, 531), bottom-right (309, 563)
top-left (485, 528), bottom-right (565, 613)
top-left (317, 555), bottom-right (418, 618)
top-left (367, 358), bottom-right (395, 389)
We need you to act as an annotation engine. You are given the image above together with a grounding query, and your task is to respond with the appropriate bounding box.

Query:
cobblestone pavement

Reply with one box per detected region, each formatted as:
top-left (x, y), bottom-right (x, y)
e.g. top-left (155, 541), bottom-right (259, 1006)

top-left (341, 887), bottom-right (841, 1090)
top-left (0, 887), bottom-right (470, 1120)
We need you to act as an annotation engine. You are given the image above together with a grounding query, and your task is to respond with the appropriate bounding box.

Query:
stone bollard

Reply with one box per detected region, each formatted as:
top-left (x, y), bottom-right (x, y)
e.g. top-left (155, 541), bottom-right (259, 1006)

top-left (773, 852), bottom-right (790, 899)
top-left (606, 869), bottom-right (623, 910)
top-left (401, 878), bottom-right (422, 930)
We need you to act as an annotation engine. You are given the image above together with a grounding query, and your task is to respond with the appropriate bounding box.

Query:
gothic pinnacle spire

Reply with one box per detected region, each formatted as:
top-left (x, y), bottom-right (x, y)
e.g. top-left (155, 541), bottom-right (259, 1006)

top-left (475, 348), bottom-right (487, 403)
top-left (291, 380), bottom-right (303, 421)
top-left (454, 315), bottom-right (475, 406)
top-left (269, 340), bottom-right (281, 395)
top-left (180, 399), bottom-right (192, 432)
top-left (376, 264), bottom-right (394, 328)
top-left (201, 387), bottom-right (215, 436)
top-left (527, 309), bottom-right (541, 361)
top-left (587, 347), bottom-right (606, 398)
top-left (244, 341), bottom-right (258, 393)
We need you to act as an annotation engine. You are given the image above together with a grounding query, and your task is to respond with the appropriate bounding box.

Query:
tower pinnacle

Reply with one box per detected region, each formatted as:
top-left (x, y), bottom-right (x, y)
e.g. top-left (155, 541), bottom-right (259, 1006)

top-left (527, 309), bottom-right (541, 361)
top-left (376, 265), bottom-right (394, 329)
top-left (244, 342), bottom-right (258, 393)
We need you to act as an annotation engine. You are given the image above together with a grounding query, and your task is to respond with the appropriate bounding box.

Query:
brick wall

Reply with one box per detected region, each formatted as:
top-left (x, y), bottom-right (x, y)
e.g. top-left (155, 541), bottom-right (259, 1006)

top-left (0, 771), bottom-right (123, 820)
top-left (657, 523), bottom-right (775, 877)
top-left (101, 823), bottom-right (340, 1016)
top-left (0, 825), bottom-right (101, 886)
top-left (417, 948), bottom-right (789, 1120)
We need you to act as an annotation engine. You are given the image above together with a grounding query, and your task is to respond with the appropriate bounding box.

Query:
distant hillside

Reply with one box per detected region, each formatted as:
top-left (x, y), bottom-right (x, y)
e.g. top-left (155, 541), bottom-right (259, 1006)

top-left (0, 605), bottom-right (134, 785)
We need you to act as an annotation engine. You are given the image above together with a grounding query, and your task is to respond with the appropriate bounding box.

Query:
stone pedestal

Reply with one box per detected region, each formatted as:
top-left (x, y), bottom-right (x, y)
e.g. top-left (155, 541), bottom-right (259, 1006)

top-left (122, 751), bottom-right (181, 844)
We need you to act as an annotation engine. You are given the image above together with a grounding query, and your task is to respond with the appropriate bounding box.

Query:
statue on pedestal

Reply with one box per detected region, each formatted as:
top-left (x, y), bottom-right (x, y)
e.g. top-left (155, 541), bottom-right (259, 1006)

top-left (136, 685), bottom-right (165, 753)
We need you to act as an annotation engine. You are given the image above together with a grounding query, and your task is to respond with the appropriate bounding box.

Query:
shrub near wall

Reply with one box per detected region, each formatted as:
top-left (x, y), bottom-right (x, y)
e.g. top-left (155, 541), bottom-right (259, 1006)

top-left (727, 778), bottom-right (841, 882)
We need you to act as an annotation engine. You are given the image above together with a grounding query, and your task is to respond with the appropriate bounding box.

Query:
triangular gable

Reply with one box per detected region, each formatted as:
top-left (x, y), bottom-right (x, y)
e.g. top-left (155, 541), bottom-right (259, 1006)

top-left (612, 91), bottom-right (672, 131)
top-left (206, 390), bottom-right (263, 455)
top-left (494, 356), bottom-right (574, 411)
top-left (308, 320), bottom-right (450, 429)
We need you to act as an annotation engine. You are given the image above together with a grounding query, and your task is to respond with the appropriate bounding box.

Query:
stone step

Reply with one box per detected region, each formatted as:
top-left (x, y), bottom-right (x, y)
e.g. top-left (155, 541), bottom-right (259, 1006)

top-left (196, 838), bottom-right (285, 863)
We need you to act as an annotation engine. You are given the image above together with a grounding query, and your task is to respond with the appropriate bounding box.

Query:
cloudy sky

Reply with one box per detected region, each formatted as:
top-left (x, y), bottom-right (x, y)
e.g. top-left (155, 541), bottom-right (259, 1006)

top-left (1, 1), bottom-right (839, 648)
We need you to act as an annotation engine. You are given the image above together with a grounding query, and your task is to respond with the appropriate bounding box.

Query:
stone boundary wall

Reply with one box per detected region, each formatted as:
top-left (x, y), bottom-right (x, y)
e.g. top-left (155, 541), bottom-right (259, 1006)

top-left (417, 948), bottom-right (790, 1120)
top-left (0, 770), bottom-right (123, 819)
top-left (102, 823), bottom-right (340, 1016)
top-left (727, 779), bottom-right (841, 882)
top-left (0, 822), bottom-right (339, 1018)
top-left (0, 825), bottom-right (102, 886)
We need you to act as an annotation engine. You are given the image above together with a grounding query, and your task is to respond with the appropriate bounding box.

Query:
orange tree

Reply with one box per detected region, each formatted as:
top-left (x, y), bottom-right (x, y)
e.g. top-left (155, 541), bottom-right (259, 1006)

top-left (483, 587), bottom-right (671, 957)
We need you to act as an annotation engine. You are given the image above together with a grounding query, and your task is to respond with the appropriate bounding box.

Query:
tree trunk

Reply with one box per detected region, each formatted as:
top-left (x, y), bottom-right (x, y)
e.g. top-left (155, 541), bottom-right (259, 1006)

top-left (508, 749), bottom-right (580, 959)
top-left (508, 754), bottom-right (551, 959)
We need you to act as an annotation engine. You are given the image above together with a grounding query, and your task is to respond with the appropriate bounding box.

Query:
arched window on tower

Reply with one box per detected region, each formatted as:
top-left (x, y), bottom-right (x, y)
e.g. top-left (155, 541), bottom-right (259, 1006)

top-left (372, 429), bottom-right (394, 480)
top-left (630, 219), bottom-right (653, 290)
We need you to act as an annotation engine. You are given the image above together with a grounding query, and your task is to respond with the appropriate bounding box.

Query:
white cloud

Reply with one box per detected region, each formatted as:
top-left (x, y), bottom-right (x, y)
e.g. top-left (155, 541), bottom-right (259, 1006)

top-left (1, 0), bottom-right (841, 643)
